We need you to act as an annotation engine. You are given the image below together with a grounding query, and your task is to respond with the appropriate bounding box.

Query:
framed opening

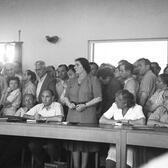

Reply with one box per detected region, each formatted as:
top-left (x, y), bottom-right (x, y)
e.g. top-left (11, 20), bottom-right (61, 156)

top-left (88, 38), bottom-right (168, 72)
top-left (0, 42), bottom-right (23, 73)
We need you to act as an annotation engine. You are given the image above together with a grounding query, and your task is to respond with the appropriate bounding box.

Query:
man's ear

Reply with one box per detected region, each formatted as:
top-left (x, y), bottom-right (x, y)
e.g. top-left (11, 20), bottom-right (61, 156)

top-left (52, 96), bottom-right (55, 101)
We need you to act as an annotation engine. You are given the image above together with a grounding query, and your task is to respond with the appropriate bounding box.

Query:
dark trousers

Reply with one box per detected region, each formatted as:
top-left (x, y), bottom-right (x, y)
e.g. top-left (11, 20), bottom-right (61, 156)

top-left (28, 138), bottom-right (61, 168)
top-left (0, 136), bottom-right (26, 168)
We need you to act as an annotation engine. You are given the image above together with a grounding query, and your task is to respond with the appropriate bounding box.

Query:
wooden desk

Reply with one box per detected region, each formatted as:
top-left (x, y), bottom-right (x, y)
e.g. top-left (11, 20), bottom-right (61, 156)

top-left (1, 122), bottom-right (167, 168)
top-left (0, 122), bottom-right (122, 168)
top-left (121, 127), bottom-right (168, 168)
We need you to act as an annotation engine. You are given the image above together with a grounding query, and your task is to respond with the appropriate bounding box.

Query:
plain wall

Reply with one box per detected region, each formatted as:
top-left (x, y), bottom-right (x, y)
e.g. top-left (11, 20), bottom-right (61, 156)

top-left (0, 0), bottom-right (168, 70)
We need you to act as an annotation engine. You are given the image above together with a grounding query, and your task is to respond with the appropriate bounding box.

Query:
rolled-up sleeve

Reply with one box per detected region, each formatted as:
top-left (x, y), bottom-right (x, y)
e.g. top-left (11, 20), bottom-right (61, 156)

top-left (103, 103), bottom-right (116, 119)
top-left (54, 102), bottom-right (64, 117)
top-left (26, 105), bottom-right (39, 116)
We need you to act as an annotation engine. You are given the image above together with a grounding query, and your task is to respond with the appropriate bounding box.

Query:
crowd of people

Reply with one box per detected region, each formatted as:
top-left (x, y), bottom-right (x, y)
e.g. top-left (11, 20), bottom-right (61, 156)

top-left (0, 57), bottom-right (168, 168)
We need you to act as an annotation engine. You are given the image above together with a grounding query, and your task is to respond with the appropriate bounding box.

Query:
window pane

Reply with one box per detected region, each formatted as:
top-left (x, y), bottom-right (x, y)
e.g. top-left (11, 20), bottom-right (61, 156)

top-left (0, 43), bottom-right (15, 64)
top-left (90, 39), bottom-right (168, 72)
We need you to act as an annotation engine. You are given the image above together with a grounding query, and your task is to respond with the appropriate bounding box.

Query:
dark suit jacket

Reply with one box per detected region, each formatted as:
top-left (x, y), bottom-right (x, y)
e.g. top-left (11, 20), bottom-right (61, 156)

top-left (101, 77), bottom-right (123, 113)
top-left (37, 74), bottom-right (58, 103)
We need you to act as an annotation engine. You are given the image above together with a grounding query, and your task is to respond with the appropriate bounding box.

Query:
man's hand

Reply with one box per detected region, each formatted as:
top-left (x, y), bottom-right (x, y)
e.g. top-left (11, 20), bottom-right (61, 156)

top-left (34, 113), bottom-right (42, 120)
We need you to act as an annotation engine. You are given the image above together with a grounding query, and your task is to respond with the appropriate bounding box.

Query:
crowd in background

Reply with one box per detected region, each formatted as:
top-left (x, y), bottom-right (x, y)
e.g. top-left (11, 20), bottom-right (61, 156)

top-left (0, 57), bottom-right (168, 168)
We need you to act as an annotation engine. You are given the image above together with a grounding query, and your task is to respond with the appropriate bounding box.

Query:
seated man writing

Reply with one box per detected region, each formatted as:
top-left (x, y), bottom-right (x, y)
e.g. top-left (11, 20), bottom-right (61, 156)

top-left (24, 89), bottom-right (64, 168)
top-left (99, 90), bottom-right (145, 168)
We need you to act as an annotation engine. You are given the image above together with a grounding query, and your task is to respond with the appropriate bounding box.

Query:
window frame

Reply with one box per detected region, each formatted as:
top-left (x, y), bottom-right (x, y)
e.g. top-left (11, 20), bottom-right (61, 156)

top-left (88, 37), bottom-right (168, 70)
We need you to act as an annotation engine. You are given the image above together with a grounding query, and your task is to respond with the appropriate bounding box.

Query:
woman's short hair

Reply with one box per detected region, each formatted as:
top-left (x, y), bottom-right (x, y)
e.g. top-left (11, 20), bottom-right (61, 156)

top-left (22, 93), bottom-right (36, 106)
top-left (159, 73), bottom-right (168, 86)
top-left (116, 89), bottom-right (135, 108)
top-left (26, 70), bottom-right (36, 83)
top-left (23, 93), bottom-right (35, 101)
top-left (75, 57), bottom-right (91, 74)
top-left (7, 76), bottom-right (20, 87)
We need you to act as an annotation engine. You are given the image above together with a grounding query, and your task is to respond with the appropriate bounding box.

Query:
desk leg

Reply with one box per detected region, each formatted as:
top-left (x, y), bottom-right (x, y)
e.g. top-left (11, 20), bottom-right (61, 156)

top-left (116, 139), bottom-right (121, 168)
top-left (121, 131), bottom-right (127, 168)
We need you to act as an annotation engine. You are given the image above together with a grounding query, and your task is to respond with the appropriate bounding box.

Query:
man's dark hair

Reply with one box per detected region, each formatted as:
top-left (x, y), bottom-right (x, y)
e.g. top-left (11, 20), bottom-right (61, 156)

top-left (68, 64), bottom-right (75, 73)
top-left (89, 62), bottom-right (99, 70)
top-left (58, 64), bottom-right (68, 71)
top-left (97, 68), bottom-right (114, 79)
top-left (122, 62), bottom-right (134, 73)
top-left (137, 58), bottom-right (151, 66)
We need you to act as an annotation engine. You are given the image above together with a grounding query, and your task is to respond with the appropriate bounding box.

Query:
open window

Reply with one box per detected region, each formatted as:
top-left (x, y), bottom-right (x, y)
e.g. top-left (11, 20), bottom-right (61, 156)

top-left (88, 38), bottom-right (168, 72)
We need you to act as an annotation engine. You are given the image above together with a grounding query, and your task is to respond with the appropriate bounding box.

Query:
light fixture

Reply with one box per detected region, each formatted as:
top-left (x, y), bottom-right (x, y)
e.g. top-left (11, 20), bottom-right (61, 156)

top-left (45, 35), bottom-right (59, 44)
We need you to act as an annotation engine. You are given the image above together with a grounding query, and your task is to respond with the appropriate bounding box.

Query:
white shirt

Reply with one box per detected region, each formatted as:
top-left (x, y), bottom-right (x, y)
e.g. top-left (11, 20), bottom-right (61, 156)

top-left (103, 103), bottom-right (145, 121)
top-left (56, 79), bottom-right (67, 97)
top-left (26, 102), bottom-right (64, 117)
top-left (104, 103), bottom-right (145, 167)
top-left (36, 74), bottom-right (47, 101)
top-left (15, 107), bottom-right (28, 117)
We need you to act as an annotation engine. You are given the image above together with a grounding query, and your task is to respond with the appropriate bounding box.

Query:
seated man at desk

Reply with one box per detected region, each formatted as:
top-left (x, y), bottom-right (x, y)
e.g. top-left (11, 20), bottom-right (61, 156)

top-left (147, 95), bottom-right (168, 127)
top-left (99, 89), bottom-right (145, 168)
top-left (146, 96), bottom-right (168, 162)
top-left (24, 89), bottom-right (64, 168)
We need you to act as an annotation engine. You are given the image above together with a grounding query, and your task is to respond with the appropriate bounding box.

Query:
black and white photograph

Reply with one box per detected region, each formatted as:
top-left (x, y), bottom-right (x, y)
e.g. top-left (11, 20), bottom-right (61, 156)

top-left (0, 0), bottom-right (168, 168)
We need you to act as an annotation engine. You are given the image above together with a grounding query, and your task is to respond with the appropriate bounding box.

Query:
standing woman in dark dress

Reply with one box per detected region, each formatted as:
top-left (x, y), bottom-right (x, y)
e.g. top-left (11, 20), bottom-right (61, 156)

top-left (64, 57), bottom-right (102, 168)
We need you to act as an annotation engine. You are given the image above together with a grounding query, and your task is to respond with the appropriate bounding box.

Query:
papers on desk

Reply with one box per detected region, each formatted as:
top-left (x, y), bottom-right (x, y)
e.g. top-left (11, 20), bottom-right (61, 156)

top-left (114, 121), bottom-right (132, 127)
top-left (62, 121), bottom-right (68, 125)
top-left (27, 119), bottom-right (47, 124)
top-left (115, 122), bottom-right (123, 126)
top-left (132, 125), bottom-right (154, 130)
top-left (26, 119), bottom-right (36, 123)
top-left (26, 120), bottom-right (64, 124)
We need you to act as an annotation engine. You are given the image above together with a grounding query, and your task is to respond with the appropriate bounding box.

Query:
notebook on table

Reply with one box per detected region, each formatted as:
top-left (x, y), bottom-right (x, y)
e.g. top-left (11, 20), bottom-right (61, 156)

top-left (5, 116), bottom-right (27, 123)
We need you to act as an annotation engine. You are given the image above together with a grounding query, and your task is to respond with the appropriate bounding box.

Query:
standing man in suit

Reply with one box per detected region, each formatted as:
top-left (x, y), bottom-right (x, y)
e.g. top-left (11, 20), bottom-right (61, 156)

top-left (56, 64), bottom-right (69, 120)
top-left (35, 60), bottom-right (57, 103)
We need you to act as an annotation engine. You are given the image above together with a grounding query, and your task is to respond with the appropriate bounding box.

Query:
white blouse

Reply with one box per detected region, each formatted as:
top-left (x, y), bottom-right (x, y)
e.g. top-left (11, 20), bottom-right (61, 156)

top-left (103, 102), bottom-right (145, 121)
